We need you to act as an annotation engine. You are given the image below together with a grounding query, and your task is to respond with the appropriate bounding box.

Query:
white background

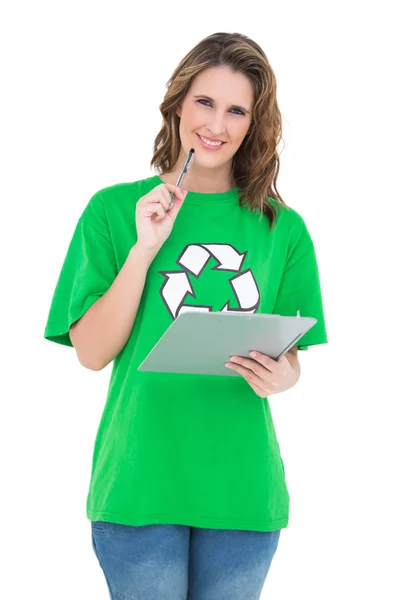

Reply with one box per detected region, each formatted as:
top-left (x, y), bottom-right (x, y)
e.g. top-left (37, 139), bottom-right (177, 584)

top-left (1, 0), bottom-right (399, 598)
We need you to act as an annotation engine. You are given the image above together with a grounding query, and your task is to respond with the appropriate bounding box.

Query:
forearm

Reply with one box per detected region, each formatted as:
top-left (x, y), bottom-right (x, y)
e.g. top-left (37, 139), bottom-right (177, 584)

top-left (70, 243), bottom-right (157, 371)
top-left (285, 350), bottom-right (301, 386)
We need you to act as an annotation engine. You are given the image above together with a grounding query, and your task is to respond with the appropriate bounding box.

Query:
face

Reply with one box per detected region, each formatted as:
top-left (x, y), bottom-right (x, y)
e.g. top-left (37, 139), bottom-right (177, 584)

top-left (176, 65), bottom-right (253, 173)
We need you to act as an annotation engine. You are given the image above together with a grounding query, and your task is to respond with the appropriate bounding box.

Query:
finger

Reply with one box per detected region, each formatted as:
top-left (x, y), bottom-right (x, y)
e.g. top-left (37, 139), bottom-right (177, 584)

top-left (165, 189), bottom-right (186, 212)
top-left (162, 182), bottom-right (187, 198)
top-left (154, 183), bottom-right (185, 210)
top-left (225, 362), bottom-right (265, 388)
top-left (229, 355), bottom-right (266, 378)
top-left (158, 192), bottom-right (172, 211)
top-left (167, 189), bottom-right (188, 218)
top-left (154, 204), bottom-right (166, 221)
top-left (249, 351), bottom-right (279, 374)
top-left (143, 190), bottom-right (171, 212)
top-left (154, 206), bottom-right (166, 222)
top-left (160, 187), bottom-right (176, 209)
top-left (142, 202), bottom-right (165, 220)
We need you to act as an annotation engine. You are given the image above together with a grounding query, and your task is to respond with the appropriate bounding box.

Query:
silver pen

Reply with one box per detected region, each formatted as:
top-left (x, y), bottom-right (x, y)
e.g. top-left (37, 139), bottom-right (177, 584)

top-left (166, 148), bottom-right (195, 212)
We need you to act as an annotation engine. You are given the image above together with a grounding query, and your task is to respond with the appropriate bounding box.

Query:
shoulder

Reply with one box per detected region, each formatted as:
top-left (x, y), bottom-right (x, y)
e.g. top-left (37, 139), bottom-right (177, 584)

top-left (265, 198), bottom-right (317, 260)
top-left (267, 197), bottom-right (308, 237)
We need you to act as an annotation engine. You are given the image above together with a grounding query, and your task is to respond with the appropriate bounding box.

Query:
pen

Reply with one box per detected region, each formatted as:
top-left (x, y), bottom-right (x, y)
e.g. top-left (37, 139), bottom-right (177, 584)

top-left (166, 148), bottom-right (195, 212)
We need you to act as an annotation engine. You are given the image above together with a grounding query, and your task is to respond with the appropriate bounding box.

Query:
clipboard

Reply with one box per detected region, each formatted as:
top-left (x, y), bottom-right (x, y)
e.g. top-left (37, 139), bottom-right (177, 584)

top-left (137, 311), bottom-right (317, 377)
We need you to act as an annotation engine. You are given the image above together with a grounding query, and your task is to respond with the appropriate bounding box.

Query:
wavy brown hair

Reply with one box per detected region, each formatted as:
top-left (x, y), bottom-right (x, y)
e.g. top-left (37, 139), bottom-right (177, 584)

top-left (150, 32), bottom-right (288, 229)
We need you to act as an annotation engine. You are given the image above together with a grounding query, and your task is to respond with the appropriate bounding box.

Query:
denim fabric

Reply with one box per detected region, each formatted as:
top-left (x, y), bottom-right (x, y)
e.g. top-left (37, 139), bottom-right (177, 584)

top-left (91, 521), bottom-right (281, 599)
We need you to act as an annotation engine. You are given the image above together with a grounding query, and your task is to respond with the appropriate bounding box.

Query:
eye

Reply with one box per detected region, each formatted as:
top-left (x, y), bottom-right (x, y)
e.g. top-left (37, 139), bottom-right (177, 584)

top-left (196, 99), bottom-right (245, 116)
top-left (231, 107), bottom-right (245, 116)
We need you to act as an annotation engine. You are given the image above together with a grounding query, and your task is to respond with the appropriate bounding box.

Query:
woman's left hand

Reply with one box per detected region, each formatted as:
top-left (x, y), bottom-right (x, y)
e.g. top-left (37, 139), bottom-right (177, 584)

top-left (225, 351), bottom-right (299, 398)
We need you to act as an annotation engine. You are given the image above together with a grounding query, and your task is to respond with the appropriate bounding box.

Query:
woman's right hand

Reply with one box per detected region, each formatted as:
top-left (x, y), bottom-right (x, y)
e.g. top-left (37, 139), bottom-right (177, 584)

top-left (135, 183), bottom-right (188, 254)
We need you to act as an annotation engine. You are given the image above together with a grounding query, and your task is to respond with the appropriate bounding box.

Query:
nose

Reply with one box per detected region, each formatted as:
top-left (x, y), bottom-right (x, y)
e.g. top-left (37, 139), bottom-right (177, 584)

top-left (206, 110), bottom-right (227, 140)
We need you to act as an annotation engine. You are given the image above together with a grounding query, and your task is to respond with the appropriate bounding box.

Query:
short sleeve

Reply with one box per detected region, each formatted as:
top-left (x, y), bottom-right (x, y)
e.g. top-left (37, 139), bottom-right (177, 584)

top-left (272, 214), bottom-right (328, 351)
top-left (44, 191), bottom-right (118, 347)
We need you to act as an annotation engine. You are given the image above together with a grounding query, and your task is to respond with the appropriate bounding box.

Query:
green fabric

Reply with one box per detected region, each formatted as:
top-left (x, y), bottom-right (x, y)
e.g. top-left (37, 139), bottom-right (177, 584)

top-left (44, 175), bottom-right (328, 532)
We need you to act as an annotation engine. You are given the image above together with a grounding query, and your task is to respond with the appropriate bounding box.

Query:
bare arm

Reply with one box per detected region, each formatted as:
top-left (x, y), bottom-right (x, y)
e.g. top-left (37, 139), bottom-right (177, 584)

top-left (285, 346), bottom-right (300, 383)
top-left (69, 243), bottom-right (157, 371)
top-left (69, 181), bottom-right (187, 371)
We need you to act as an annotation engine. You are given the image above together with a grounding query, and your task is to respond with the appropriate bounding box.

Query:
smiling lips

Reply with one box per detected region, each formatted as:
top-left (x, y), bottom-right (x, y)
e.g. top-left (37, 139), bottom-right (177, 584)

top-left (196, 133), bottom-right (226, 150)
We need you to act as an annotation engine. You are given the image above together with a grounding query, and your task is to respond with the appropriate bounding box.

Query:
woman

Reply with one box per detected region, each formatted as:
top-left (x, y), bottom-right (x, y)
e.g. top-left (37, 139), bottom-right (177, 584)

top-left (44, 32), bottom-right (328, 600)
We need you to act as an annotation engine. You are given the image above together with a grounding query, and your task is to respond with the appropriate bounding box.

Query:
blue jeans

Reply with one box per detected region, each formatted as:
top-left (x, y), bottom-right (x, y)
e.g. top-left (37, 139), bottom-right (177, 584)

top-left (91, 521), bottom-right (281, 599)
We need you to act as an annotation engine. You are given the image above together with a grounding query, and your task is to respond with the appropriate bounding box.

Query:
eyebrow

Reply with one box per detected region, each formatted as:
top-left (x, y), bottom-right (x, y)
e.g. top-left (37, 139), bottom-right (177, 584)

top-left (192, 94), bottom-right (251, 115)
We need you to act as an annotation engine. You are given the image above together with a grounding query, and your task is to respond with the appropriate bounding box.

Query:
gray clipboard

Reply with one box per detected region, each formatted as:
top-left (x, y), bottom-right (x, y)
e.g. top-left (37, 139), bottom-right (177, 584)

top-left (137, 311), bottom-right (317, 377)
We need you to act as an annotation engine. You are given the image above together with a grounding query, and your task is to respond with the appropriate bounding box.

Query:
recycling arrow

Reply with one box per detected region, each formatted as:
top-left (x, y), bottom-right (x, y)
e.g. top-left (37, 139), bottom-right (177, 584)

top-left (160, 243), bottom-right (260, 319)
top-left (160, 272), bottom-right (196, 320)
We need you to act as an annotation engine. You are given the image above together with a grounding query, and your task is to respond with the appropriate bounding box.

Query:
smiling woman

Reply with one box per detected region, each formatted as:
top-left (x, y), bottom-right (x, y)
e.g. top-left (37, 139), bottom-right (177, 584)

top-left (159, 65), bottom-right (256, 186)
top-left (44, 31), bottom-right (328, 600)
top-left (151, 33), bottom-right (287, 225)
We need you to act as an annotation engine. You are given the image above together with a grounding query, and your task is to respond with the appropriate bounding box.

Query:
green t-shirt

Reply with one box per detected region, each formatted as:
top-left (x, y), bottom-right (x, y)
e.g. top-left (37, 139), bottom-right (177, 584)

top-left (44, 175), bottom-right (328, 532)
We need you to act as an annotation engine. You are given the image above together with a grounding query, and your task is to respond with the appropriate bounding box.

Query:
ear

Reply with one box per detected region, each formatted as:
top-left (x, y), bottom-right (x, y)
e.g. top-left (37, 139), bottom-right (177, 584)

top-left (176, 104), bottom-right (182, 118)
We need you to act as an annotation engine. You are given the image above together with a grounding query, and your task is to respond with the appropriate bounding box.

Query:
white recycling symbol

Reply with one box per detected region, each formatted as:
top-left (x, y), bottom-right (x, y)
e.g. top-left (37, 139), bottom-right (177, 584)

top-left (159, 243), bottom-right (260, 320)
